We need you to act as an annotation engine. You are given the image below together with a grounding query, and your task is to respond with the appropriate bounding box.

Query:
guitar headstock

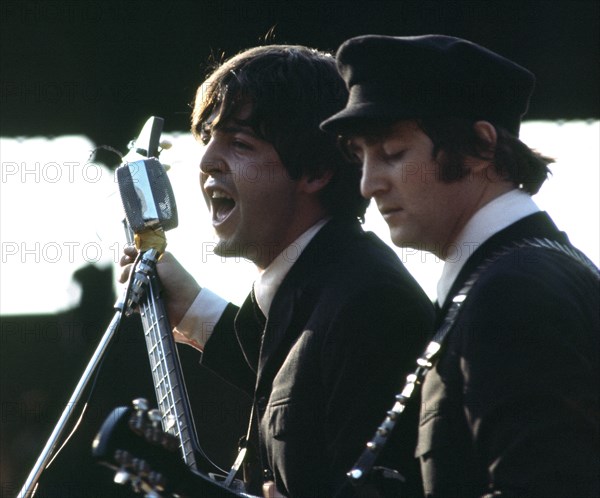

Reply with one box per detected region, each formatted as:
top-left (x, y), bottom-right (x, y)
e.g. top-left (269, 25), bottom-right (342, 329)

top-left (92, 399), bottom-right (246, 497)
top-left (92, 398), bottom-right (182, 497)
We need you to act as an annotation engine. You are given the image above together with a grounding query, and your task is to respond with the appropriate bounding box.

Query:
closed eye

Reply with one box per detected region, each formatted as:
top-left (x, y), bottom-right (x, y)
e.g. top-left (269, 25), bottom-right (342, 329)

top-left (231, 139), bottom-right (253, 151)
top-left (380, 149), bottom-right (406, 163)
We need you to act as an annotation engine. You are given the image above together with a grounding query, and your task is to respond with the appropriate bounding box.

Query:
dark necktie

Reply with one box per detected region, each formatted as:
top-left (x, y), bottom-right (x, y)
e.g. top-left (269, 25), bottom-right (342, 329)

top-left (250, 286), bottom-right (267, 330)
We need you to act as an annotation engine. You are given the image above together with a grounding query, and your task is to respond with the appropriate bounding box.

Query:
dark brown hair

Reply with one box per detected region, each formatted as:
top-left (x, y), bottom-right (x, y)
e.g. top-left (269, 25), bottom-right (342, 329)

top-left (192, 45), bottom-right (369, 220)
top-left (339, 117), bottom-right (553, 195)
top-left (417, 117), bottom-right (553, 194)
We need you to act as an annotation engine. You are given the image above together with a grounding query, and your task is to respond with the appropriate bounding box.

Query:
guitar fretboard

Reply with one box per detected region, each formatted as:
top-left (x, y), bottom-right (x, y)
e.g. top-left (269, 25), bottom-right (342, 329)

top-left (140, 278), bottom-right (198, 470)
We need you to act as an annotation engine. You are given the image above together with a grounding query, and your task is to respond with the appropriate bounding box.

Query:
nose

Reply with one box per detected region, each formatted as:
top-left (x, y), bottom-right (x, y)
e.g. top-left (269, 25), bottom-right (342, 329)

top-left (200, 139), bottom-right (228, 177)
top-left (360, 152), bottom-right (387, 200)
top-left (199, 140), bottom-right (229, 208)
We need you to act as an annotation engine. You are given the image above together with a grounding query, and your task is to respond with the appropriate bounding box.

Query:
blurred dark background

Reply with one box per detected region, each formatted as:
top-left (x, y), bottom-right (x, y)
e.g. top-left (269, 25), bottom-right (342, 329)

top-left (1, 1), bottom-right (598, 497)
top-left (2, 0), bottom-right (599, 147)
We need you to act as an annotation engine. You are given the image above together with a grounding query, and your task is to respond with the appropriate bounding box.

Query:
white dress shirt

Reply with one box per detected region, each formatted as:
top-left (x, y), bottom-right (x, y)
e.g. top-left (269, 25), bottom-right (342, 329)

top-left (436, 189), bottom-right (540, 305)
top-left (174, 218), bottom-right (330, 348)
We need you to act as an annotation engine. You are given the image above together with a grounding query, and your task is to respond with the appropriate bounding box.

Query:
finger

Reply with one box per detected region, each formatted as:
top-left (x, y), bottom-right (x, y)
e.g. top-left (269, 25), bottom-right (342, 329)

top-left (262, 481), bottom-right (283, 498)
top-left (118, 264), bottom-right (132, 284)
top-left (124, 245), bottom-right (138, 257)
top-left (262, 482), bottom-right (274, 498)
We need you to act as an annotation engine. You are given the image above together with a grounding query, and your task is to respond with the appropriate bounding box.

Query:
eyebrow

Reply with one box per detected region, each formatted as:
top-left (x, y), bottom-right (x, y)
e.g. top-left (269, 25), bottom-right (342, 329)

top-left (346, 134), bottom-right (383, 149)
top-left (217, 125), bottom-right (256, 136)
top-left (211, 118), bottom-right (260, 138)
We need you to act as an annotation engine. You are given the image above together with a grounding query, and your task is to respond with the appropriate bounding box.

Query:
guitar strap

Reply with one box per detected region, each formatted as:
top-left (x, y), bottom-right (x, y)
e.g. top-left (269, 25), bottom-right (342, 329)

top-left (345, 236), bottom-right (599, 489)
top-left (224, 404), bottom-right (254, 488)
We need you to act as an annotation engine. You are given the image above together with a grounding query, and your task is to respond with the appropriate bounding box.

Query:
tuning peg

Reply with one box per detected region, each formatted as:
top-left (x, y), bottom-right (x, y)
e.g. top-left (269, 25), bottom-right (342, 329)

top-left (113, 449), bottom-right (133, 485)
top-left (114, 469), bottom-right (131, 485)
top-left (130, 475), bottom-right (144, 494)
top-left (129, 413), bottom-right (145, 435)
top-left (159, 140), bottom-right (172, 150)
top-left (130, 399), bottom-right (150, 434)
top-left (141, 409), bottom-right (161, 445)
top-left (132, 398), bottom-right (149, 411)
top-left (133, 457), bottom-right (151, 478)
top-left (147, 409), bottom-right (162, 427)
top-left (114, 449), bottom-right (133, 466)
top-left (148, 470), bottom-right (167, 493)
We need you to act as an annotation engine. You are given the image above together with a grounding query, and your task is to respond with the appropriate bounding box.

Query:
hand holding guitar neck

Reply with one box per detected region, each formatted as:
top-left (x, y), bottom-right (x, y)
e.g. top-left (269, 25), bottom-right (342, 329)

top-left (119, 247), bottom-right (201, 334)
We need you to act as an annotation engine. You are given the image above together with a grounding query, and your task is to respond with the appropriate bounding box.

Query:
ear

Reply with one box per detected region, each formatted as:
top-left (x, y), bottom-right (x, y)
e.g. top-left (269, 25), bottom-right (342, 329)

top-left (299, 169), bottom-right (334, 194)
top-left (463, 121), bottom-right (498, 175)
top-left (473, 121), bottom-right (497, 158)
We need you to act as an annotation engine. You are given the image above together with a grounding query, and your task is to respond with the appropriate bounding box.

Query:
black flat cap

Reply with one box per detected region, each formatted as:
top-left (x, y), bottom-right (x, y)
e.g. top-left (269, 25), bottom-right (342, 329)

top-left (321, 34), bottom-right (535, 136)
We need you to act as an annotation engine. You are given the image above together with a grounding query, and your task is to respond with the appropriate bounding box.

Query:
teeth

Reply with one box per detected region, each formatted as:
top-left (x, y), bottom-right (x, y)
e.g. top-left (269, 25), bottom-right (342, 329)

top-left (211, 190), bottom-right (232, 200)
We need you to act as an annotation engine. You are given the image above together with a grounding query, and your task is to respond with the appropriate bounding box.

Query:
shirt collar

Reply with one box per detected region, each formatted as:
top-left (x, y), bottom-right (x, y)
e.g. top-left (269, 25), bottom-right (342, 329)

top-left (254, 218), bottom-right (330, 317)
top-left (437, 189), bottom-right (540, 305)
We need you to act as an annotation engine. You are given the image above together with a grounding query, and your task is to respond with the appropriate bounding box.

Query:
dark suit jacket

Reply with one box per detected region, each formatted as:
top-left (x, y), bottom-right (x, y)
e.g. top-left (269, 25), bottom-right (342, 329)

top-left (417, 212), bottom-right (600, 498)
top-left (201, 218), bottom-right (435, 497)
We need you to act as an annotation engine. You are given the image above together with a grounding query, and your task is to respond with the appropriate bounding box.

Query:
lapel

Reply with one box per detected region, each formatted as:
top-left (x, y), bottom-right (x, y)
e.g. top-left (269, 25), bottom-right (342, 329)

top-left (438, 211), bottom-right (567, 319)
top-left (252, 219), bottom-right (361, 391)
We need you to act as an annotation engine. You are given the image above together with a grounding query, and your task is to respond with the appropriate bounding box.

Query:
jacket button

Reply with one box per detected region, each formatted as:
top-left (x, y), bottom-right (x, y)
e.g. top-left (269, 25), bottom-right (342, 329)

top-left (263, 468), bottom-right (274, 481)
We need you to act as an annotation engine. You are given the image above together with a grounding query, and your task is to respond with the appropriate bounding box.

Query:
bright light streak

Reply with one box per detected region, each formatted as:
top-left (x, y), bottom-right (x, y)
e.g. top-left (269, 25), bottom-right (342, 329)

top-left (0, 121), bottom-right (598, 315)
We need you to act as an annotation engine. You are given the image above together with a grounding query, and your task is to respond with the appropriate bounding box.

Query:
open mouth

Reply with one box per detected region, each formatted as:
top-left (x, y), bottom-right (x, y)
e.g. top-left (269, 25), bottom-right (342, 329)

top-left (210, 190), bottom-right (236, 224)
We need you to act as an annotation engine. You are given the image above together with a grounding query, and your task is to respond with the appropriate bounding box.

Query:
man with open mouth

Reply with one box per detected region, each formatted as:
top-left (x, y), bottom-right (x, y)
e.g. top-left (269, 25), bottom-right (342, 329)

top-left (122, 44), bottom-right (434, 497)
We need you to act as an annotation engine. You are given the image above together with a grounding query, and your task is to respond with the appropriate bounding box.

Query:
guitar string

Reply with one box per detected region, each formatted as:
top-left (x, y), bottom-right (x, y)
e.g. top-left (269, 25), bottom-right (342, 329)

top-left (149, 284), bottom-right (188, 451)
top-left (146, 277), bottom-right (231, 476)
top-left (133, 255), bottom-right (230, 476)
top-left (148, 278), bottom-right (233, 473)
top-left (145, 298), bottom-right (171, 426)
top-left (143, 284), bottom-right (198, 469)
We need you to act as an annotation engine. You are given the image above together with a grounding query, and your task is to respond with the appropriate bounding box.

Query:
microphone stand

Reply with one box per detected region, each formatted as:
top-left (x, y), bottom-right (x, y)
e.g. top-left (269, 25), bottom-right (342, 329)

top-left (20, 116), bottom-right (169, 498)
top-left (17, 285), bottom-right (132, 498)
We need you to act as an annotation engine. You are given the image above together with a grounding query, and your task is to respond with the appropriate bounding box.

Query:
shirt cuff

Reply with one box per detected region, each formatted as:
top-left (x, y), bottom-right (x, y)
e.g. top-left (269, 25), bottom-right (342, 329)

top-left (173, 287), bottom-right (229, 348)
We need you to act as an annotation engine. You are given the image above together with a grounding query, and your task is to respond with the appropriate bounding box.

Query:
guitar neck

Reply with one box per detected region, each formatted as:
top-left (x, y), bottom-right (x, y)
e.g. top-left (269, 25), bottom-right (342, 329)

top-left (139, 272), bottom-right (199, 471)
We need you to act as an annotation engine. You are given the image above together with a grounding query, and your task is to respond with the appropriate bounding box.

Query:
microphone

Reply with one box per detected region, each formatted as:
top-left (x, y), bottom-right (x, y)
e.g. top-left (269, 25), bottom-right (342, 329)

top-left (117, 157), bottom-right (178, 234)
top-left (115, 117), bottom-right (178, 313)
top-left (115, 117), bottom-right (178, 252)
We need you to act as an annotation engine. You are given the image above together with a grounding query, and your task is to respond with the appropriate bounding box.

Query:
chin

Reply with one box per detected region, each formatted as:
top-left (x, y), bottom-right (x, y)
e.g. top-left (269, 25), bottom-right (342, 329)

top-left (389, 229), bottom-right (410, 249)
top-left (212, 238), bottom-right (256, 263)
top-left (211, 239), bottom-right (239, 258)
top-left (390, 232), bottom-right (425, 253)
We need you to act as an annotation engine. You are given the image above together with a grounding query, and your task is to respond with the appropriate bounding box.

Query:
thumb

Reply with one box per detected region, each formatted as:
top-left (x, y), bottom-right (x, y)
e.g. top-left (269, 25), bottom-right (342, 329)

top-left (262, 481), bottom-right (285, 498)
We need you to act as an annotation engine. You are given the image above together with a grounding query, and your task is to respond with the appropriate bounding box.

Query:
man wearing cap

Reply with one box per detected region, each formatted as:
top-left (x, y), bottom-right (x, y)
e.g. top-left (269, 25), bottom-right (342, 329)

top-left (322, 35), bottom-right (599, 497)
